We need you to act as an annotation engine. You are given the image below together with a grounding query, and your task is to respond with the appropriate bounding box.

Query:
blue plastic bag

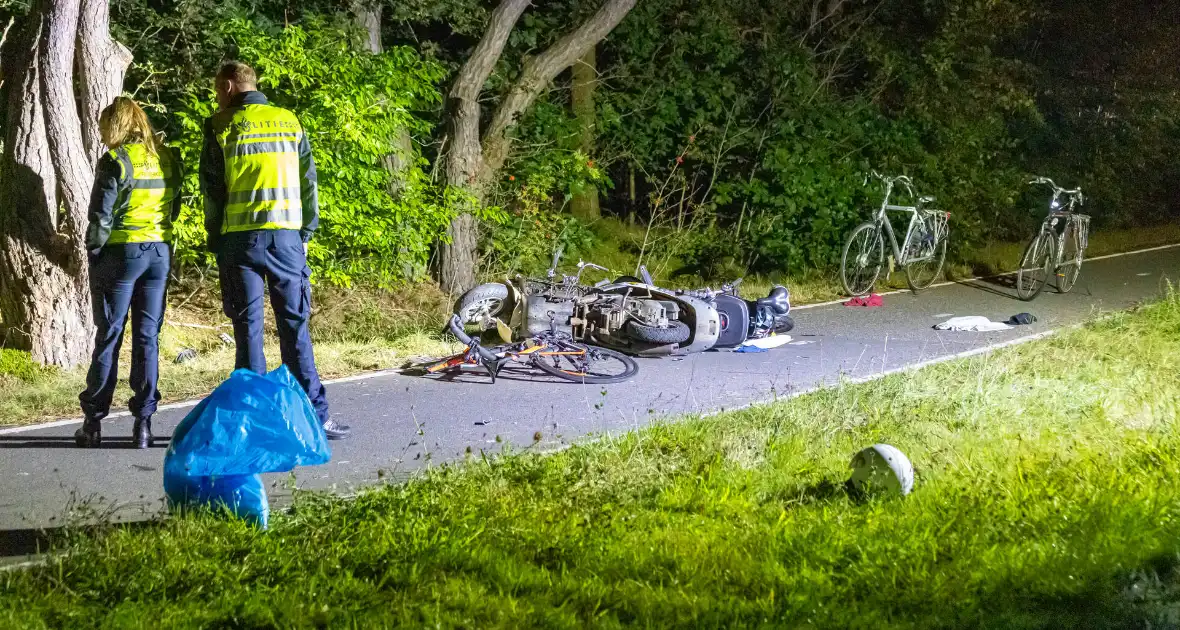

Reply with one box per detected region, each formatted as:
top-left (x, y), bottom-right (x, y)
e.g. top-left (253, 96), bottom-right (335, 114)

top-left (162, 473), bottom-right (270, 528)
top-left (164, 366), bottom-right (331, 528)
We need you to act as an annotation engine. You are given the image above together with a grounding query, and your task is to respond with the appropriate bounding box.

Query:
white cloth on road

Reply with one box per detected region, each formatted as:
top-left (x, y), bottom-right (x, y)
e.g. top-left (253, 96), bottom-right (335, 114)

top-left (741, 335), bottom-right (793, 349)
top-left (934, 316), bottom-right (1013, 332)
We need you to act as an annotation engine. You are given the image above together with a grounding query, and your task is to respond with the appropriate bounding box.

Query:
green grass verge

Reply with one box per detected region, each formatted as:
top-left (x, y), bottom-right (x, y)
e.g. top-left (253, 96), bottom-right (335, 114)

top-left (4, 291), bottom-right (1180, 627)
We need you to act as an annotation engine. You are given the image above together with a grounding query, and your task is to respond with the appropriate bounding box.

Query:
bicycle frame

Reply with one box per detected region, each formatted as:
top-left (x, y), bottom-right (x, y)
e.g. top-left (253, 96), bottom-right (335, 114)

top-left (426, 315), bottom-right (590, 383)
top-left (869, 174), bottom-right (945, 266)
top-left (1030, 177), bottom-right (1088, 270)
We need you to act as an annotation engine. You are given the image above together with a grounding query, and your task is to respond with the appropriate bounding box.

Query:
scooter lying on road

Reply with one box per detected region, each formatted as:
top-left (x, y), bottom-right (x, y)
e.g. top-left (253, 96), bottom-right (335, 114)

top-left (452, 251), bottom-right (795, 356)
top-left (455, 249), bottom-right (719, 356)
top-left (680, 279), bottom-right (795, 348)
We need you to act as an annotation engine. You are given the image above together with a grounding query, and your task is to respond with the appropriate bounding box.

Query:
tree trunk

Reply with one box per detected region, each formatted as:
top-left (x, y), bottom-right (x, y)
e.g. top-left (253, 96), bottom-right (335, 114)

top-left (76, 0), bottom-right (133, 166)
top-left (0, 0), bottom-right (131, 367)
top-left (439, 0), bottom-right (637, 294)
top-left (628, 164), bottom-right (636, 225)
top-left (438, 0), bottom-right (531, 296)
top-left (351, 0), bottom-right (413, 195)
top-left (570, 46), bottom-right (600, 219)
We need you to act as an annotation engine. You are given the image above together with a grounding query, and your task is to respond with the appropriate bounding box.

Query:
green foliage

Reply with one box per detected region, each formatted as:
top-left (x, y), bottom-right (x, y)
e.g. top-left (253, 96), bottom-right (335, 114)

top-left (1025, 0), bottom-right (1180, 227)
top-left (0, 348), bottom-right (49, 382)
top-left (4, 0), bottom-right (1174, 291)
top-left (483, 100), bottom-right (607, 275)
top-left (584, 0), bottom-right (1042, 275)
top-left (167, 17), bottom-right (451, 286)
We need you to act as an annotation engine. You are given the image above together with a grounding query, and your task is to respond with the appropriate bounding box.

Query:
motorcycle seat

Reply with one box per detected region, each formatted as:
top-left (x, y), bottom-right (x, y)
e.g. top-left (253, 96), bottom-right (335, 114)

top-left (753, 285), bottom-right (791, 315)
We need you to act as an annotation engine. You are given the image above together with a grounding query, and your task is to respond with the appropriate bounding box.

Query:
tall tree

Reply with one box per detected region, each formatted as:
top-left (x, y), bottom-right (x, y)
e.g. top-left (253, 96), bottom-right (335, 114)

top-left (351, 0), bottom-right (413, 194)
top-left (570, 46), bottom-right (600, 219)
top-left (438, 0), bottom-right (637, 295)
top-left (0, 0), bottom-right (131, 367)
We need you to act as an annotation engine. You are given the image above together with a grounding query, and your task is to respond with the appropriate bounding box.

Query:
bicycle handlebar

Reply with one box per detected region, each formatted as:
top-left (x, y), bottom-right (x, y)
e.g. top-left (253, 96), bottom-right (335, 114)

top-left (867, 171), bottom-right (915, 197)
top-left (1029, 176), bottom-right (1083, 202)
top-left (447, 315), bottom-right (500, 364)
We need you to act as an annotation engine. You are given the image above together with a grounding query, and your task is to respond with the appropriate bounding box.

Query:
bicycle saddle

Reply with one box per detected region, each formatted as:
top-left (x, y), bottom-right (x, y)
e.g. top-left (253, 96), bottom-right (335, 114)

top-left (754, 285), bottom-right (791, 315)
top-left (919, 195), bottom-right (936, 204)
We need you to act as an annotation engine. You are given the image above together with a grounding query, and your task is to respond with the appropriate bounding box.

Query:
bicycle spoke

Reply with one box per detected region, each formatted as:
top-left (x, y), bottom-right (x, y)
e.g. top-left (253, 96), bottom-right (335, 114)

top-left (532, 343), bottom-right (639, 384)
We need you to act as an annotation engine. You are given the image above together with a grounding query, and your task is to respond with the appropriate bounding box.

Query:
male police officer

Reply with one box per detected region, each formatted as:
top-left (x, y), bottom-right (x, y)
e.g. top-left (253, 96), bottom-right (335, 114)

top-left (200, 61), bottom-right (349, 439)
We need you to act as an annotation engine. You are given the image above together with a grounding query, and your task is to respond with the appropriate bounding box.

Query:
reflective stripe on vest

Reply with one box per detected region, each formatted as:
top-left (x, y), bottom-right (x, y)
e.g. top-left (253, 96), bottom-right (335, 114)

top-left (211, 104), bottom-right (304, 234)
top-left (106, 143), bottom-right (179, 245)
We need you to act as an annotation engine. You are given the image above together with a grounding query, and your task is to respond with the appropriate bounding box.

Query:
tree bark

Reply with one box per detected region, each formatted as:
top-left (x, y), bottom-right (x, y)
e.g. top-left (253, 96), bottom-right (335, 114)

top-left (76, 0), bottom-right (133, 166)
top-left (440, 0), bottom-right (637, 295)
top-left (480, 0), bottom-right (637, 176)
top-left (570, 46), bottom-right (600, 219)
top-left (41, 0), bottom-right (91, 243)
top-left (351, 0), bottom-right (413, 195)
top-left (439, 0), bottom-right (531, 296)
top-left (0, 0), bottom-right (130, 367)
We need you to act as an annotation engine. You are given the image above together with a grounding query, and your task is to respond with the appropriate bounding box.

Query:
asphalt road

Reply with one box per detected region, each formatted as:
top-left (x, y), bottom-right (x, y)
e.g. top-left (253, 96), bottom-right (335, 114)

top-left (1, 245), bottom-right (1177, 550)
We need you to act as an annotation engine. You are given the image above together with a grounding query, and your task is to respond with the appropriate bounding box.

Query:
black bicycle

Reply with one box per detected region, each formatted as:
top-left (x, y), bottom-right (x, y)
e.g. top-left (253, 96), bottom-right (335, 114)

top-left (1016, 177), bottom-right (1089, 301)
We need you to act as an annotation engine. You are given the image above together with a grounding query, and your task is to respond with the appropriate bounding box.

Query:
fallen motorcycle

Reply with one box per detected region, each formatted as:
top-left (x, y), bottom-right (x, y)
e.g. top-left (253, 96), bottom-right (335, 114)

top-left (454, 249), bottom-right (719, 357)
top-left (453, 250), bottom-right (795, 356)
top-left (680, 278), bottom-right (794, 349)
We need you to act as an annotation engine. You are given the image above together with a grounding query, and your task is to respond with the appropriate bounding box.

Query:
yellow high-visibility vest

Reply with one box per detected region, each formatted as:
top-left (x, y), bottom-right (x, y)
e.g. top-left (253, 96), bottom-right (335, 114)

top-left (106, 143), bottom-right (180, 245)
top-left (210, 103), bottom-right (304, 234)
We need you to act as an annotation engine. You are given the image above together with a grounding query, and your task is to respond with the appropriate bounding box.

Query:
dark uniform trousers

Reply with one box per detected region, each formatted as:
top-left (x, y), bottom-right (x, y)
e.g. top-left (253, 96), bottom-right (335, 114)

top-left (218, 229), bottom-right (329, 423)
top-left (80, 242), bottom-right (170, 421)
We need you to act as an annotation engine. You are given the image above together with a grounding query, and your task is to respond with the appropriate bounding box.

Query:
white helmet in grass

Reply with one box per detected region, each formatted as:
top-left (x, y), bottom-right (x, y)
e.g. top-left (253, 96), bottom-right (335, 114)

top-left (849, 444), bottom-right (914, 496)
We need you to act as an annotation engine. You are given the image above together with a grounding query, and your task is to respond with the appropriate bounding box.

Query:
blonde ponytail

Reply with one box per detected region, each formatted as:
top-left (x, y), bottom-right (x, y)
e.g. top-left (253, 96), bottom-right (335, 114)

top-left (98, 96), bottom-right (160, 155)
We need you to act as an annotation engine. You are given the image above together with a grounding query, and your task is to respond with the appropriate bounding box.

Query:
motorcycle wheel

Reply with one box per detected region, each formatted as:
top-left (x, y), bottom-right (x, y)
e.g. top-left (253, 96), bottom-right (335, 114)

top-left (454, 283), bottom-right (510, 324)
top-left (773, 315), bottom-right (795, 335)
top-left (624, 319), bottom-right (691, 344)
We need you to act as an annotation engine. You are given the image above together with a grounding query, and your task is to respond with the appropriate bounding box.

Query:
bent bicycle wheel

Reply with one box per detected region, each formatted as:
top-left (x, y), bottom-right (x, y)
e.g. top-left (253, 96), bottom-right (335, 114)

top-left (1015, 233), bottom-right (1055, 301)
top-left (841, 222), bottom-right (885, 297)
top-left (532, 344), bottom-right (639, 384)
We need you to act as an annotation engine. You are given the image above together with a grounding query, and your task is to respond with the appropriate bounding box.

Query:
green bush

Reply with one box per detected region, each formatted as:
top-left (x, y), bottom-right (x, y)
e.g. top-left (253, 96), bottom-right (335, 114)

top-left (168, 17), bottom-right (451, 287)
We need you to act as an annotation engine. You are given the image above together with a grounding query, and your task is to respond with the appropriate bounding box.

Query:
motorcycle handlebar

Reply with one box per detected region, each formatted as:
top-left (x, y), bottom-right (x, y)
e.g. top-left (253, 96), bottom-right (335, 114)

top-left (547, 246), bottom-right (565, 279)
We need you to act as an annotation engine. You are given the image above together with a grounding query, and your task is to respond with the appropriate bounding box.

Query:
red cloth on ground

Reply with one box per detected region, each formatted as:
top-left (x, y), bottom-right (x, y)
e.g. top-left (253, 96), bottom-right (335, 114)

top-left (844, 294), bottom-right (884, 307)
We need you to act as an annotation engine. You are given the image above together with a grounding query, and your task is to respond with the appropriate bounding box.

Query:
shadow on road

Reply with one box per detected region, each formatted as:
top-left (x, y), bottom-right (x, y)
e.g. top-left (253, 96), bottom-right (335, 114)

top-left (953, 274), bottom-right (1021, 300)
top-left (0, 436), bottom-right (169, 450)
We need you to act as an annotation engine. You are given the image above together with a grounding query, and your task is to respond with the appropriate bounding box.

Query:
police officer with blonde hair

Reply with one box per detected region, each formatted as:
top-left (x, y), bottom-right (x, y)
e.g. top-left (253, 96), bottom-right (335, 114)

top-left (77, 96), bottom-right (182, 449)
top-left (200, 60), bottom-right (349, 439)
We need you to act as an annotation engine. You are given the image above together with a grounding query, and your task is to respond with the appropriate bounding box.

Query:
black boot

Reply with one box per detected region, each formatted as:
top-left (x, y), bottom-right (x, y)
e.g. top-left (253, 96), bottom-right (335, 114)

top-left (132, 417), bottom-right (153, 449)
top-left (74, 418), bottom-right (102, 448)
top-left (321, 418), bottom-right (351, 440)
